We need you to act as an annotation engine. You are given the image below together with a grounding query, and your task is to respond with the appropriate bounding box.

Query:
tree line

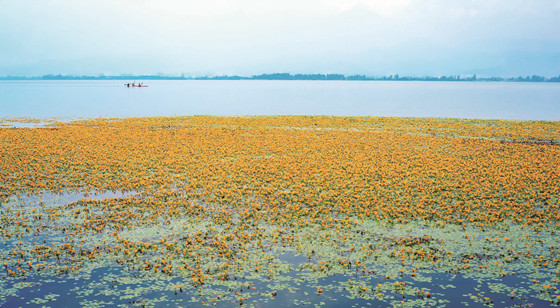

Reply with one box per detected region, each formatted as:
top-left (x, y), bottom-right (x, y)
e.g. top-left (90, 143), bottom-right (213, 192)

top-left (1, 73), bottom-right (559, 82)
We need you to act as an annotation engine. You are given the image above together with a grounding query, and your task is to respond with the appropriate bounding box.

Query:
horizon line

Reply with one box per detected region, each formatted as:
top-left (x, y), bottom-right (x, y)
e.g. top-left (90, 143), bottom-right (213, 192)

top-left (1, 72), bottom-right (559, 82)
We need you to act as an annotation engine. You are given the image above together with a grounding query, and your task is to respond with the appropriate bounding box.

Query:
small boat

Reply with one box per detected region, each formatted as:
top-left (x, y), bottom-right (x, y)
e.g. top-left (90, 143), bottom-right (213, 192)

top-left (124, 83), bottom-right (148, 87)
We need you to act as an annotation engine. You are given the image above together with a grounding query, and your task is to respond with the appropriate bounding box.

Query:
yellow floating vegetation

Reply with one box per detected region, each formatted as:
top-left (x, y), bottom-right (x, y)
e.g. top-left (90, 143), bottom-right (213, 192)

top-left (0, 115), bottom-right (559, 306)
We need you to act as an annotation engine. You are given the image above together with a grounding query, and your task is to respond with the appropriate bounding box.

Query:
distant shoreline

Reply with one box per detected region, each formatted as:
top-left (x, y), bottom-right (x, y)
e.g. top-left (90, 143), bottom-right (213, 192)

top-left (1, 73), bottom-right (559, 82)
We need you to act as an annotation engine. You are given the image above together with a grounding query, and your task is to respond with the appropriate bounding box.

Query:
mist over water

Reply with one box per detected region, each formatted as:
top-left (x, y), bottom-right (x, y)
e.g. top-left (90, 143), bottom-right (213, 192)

top-left (1, 80), bottom-right (559, 120)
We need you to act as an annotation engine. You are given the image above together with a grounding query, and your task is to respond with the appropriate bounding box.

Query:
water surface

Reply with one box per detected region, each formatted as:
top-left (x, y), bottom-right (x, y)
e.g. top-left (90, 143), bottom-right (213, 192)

top-left (1, 80), bottom-right (558, 120)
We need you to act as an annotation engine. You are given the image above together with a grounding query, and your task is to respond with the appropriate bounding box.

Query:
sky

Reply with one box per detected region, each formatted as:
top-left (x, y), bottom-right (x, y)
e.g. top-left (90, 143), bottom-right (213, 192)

top-left (1, 0), bottom-right (559, 77)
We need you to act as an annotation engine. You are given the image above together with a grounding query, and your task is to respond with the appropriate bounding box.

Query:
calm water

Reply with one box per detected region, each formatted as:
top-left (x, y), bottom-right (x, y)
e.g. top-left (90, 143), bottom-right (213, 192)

top-left (1, 80), bottom-right (559, 120)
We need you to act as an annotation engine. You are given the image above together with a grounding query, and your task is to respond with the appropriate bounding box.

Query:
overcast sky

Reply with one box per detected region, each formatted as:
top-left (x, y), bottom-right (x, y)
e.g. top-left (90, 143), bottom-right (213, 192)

top-left (1, 0), bottom-right (559, 77)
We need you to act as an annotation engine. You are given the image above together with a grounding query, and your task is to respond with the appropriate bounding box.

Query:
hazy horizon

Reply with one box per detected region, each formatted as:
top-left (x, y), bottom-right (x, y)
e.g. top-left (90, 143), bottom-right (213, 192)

top-left (1, 0), bottom-right (559, 77)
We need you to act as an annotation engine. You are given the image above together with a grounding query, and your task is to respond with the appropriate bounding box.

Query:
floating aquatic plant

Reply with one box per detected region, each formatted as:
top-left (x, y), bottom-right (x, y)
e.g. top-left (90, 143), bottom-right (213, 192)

top-left (0, 116), bottom-right (559, 307)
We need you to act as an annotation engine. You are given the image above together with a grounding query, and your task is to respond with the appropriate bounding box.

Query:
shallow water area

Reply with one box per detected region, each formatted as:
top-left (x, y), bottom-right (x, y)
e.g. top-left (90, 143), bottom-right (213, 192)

top-left (13, 190), bottom-right (139, 204)
top-left (0, 121), bottom-right (51, 129)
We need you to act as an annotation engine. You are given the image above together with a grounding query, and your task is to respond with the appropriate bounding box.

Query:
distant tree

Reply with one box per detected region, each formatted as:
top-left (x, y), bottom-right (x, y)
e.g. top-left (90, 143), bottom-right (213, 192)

top-left (347, 75), bottom-right (369, 81)
top-left (326, 74), bottom-right (345, 80)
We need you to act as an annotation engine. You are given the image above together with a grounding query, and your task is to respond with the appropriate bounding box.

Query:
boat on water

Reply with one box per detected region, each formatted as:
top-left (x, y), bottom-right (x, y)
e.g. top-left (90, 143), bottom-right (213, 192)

top-left (124, 82), bottom-right (148, 87)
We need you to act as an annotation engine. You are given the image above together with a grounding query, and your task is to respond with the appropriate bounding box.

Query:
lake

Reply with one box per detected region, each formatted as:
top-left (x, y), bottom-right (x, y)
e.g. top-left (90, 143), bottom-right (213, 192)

top-left (2, 85), bottom-right (560, 307)
top-left (1, 80), bottom-right (559, 120)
